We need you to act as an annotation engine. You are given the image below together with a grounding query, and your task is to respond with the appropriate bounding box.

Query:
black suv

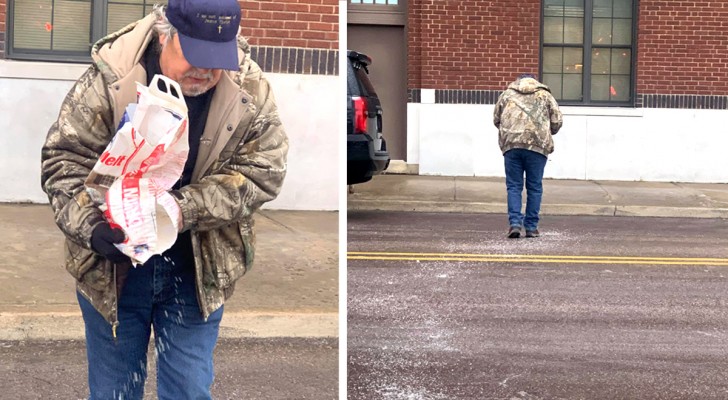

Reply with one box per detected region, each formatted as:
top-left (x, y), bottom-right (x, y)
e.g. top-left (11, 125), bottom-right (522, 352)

top-left (347, 50), bottom-right (389, 185)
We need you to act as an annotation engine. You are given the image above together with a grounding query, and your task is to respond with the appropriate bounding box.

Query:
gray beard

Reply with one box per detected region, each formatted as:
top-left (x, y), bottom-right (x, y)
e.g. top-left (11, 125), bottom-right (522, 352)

top-left (182, 83), bottom-right (214, 97)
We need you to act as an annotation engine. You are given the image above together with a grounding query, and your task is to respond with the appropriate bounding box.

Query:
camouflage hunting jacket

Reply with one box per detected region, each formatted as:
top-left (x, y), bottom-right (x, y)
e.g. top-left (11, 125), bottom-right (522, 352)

top-left (40, 14), bottom-right (289, 327)
top-left (493, 77), bottom-right (563, 156)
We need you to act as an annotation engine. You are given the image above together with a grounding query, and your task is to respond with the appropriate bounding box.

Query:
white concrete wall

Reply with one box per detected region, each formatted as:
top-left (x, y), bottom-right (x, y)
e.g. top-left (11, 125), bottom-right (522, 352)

top-left (265, 73), bottom-right (338, 210)
top-left (411, 99), bottom-right (728, 183)
top-left (0, 60), bottom-right (338, 210)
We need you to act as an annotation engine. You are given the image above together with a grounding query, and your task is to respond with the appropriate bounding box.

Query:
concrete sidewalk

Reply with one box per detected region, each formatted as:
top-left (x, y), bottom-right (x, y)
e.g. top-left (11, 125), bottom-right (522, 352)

top-left (348, 175), bottom-right (728, 219)
top-left (0, 205), bottom-right (338, 340)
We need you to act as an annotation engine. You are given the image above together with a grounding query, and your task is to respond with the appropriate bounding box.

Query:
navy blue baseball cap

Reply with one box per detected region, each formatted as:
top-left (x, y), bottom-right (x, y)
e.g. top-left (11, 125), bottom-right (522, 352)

top-left (166, 0), bottom-right (241, 70)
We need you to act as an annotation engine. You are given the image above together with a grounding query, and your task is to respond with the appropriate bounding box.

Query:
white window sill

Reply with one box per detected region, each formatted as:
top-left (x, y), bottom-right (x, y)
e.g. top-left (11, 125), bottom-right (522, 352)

top-left (0, 59), bottom-right (90, 81)
top-left (560, 106), bottom-right (644, 117)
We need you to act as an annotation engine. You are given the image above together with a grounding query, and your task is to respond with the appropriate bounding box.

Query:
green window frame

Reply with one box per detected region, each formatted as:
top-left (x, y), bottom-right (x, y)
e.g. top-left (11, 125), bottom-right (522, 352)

top-left (7, 0), bottom-right (165, 63)
top-left (541, 0), bottom-right (637, 106)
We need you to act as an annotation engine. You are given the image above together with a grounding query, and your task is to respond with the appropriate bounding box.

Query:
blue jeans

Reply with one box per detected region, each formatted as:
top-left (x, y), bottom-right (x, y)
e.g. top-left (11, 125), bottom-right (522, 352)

top-left (504, 148), bottom-right (548, 231)
top-left (78, 255), bottom-right (223, 400)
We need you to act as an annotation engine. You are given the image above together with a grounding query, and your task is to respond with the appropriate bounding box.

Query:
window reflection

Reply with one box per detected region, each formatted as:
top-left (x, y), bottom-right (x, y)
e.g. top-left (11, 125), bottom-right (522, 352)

top-left (543, 0), bottom-right (633, 103)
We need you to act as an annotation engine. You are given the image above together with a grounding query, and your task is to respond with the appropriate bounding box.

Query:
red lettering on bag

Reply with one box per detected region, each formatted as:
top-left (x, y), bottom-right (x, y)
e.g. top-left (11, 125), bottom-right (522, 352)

top-left (100, 152), bottom-right (127, 167)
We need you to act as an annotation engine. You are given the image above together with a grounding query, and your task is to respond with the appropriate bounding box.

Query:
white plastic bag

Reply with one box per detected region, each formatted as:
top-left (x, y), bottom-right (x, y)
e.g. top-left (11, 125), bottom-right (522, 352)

top-left (85, 75), bottom-right (189, 265)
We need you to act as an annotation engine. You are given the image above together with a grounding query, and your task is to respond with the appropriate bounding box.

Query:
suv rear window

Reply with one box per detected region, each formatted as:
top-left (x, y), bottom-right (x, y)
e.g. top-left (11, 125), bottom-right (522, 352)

top-left (348, 57), bottom-right (378, 98)
top-left (355, 68), bottom-right (378, 98)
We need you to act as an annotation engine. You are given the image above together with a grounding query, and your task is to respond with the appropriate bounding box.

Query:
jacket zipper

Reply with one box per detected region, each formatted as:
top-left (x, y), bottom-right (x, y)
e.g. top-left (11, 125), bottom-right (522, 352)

top-left (112, 263), bottom-right (119, 341)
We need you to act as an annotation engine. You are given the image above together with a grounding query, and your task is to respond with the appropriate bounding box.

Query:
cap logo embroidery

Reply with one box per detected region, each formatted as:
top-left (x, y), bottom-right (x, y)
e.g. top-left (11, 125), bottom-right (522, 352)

top-left (196, 13), bottom-right (236, 34)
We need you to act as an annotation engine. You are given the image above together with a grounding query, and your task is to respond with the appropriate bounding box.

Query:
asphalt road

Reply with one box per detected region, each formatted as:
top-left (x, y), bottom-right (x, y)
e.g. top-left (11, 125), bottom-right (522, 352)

top-left (0, 338), bottom-right (337, 399)
top-left (348, 211), bottom-right (728, 400)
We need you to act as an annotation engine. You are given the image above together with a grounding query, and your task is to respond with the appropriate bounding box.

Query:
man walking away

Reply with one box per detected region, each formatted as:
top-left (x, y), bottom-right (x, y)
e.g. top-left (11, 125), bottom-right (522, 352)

top-left (493, 74), bottom-right (562, 239)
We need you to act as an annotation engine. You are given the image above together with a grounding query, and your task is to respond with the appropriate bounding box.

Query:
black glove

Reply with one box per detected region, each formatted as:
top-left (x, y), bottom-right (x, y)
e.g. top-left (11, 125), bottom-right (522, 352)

top-left (91, 223), bottom-right (129, 264)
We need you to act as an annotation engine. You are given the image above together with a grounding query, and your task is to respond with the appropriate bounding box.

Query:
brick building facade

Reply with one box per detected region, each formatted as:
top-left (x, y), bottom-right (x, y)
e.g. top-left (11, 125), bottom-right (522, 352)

top-left (406, 0), bottom-right (728, 108)
top-left (637, 1), bottom-right (728, 98)
top-left (1, 0), bottom-right (338, 75)
top-left (408, 1), bottom-right (541, 91)
top-left (240, 0), bottom-right (338, 75)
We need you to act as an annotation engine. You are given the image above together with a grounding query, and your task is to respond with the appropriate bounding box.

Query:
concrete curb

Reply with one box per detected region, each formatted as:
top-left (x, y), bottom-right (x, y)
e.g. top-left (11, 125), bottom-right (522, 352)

top-left (614, 206), bottom-right (728, 219)
top-left (0, 311), bottom-right (338, 340)
top-left (348, 199), bottom-right (728, 219)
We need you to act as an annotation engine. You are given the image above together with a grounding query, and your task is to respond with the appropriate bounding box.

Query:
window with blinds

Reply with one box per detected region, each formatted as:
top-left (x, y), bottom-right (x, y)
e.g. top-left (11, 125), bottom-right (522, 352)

top-left (8, 0), bottom-right (166, 62)
top-left (541, 0), bottom-right (636, 105)
top-left (107, 0), bottom-right (161, 34)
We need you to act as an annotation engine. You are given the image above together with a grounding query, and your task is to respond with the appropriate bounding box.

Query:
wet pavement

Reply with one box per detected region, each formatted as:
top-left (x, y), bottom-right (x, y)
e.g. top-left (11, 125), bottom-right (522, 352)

top-left (0, 204), bottom-right (338, 339)
top-left (0, 337), bottom-right (337, 399)
top-left (0, 204), bottom-right (339, 397)
top-left (348, 211), bottom-right (728, 399)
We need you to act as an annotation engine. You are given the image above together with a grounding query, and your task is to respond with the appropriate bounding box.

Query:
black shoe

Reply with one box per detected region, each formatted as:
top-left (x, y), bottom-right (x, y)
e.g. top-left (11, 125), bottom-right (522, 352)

top-left (507, 226), bottom-right (521, 239)
top-left (525, 229), bottom-right (540, 238)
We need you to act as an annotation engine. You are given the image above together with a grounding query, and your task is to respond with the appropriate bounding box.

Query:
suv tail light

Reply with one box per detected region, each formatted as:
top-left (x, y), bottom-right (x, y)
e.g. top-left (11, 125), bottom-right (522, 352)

top-left (352, 96), bottom-right (367, 134)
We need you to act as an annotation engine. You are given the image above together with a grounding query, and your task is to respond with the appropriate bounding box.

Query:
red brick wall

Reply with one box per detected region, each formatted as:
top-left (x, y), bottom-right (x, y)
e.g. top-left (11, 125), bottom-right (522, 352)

top-left (0, 0), bottom-right (6, 58)
top-left (408, 0), bottom-right (541, 90)
top-left (0, 1), bottom-right (336, 59)
top-left (239, 0), bottom-right (338, 49)
top-left (408, 0), bottom-right (728, 96)
top-left (637, 1), bottom-right (728, 95)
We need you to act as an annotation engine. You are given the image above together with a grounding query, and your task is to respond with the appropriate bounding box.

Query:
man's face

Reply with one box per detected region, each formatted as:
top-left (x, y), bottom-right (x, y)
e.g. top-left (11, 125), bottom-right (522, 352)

top-left (158, 33), bottom-right (222, 97)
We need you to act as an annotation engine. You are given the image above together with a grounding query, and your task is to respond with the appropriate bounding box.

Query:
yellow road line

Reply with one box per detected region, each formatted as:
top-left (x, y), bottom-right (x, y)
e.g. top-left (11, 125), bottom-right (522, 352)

top-left (347, 252), bottom-right (728, 266)
top-left (348, 251), bottom-right (728, 262)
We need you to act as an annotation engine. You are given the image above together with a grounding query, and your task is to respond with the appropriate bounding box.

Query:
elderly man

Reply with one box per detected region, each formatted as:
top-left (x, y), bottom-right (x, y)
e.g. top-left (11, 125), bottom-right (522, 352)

top-left (494, 74), bottom-right (562, 239)
top-left (40, 0), bottom-right (288, 398)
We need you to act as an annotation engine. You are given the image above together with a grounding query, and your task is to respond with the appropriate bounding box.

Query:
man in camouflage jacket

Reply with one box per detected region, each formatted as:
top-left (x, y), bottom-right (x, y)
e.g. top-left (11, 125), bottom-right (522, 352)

top-left (40, 0), bottom-right (287, 397)
top-left (493, 74), bottom-right (562, 239)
